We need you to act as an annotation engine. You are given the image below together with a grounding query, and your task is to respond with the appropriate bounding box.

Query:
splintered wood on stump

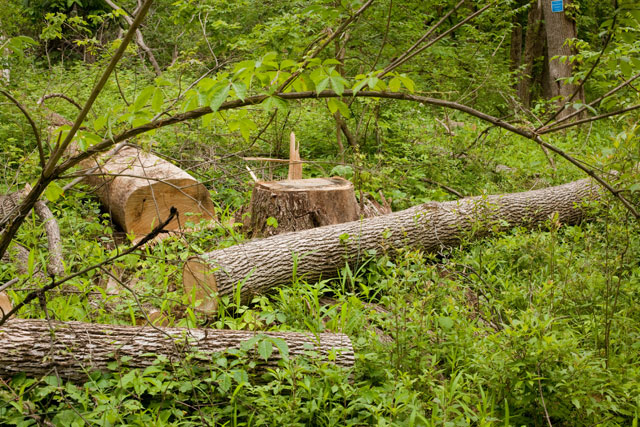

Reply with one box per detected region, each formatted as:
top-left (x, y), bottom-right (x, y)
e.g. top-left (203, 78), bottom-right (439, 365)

top-left (82, 145), bottom-right (216, 236)
top-left (184, 178), bottom-right (600, 313)
top-left (0, 319), bottom-right (355, 381)
top-left (249, 177), bottom-right (360, 237)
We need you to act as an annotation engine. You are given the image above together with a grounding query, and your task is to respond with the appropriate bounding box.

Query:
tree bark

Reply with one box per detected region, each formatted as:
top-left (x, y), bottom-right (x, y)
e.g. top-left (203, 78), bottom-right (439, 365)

top-left (248, 178), bottom-right (360, 238)
top-left (82, 145), bottom-right (216, 237)
top-left (184, 178), bottom-right (600, 312)
top-left (517, 0), bottom-right (545, 107)
top-left (0, 319), bottom-right (354, 381)
top-left (541, 0), bottom-right (584, 116)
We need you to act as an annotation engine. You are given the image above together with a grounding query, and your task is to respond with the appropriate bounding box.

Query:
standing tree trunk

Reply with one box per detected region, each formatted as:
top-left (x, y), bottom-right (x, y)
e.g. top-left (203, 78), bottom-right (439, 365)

top-left (517, 0), bottom-right (545, 107)
top-left (541, 0), bottom-right (584, 116)
top-left (184, 178), bottom-right (600, 313)
top-left (0, 319), bottom-right (354, 381)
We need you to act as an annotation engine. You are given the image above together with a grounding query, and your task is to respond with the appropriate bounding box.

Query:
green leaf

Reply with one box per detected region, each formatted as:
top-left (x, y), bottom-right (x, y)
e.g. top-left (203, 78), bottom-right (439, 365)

top-left (257, 339), bottom-right (273, 360)
top-left (151, 88), bottom-right (164, 113)
top-left (266, 217), bottom-right (278, 228)
top-left (352, 78), bottom-right (369, 94)
top-left (398, 75), bottom-right (415, 92)
top-left (280, 59), bottom-right (297, 69)
top-left (329, 76), bottom-right (346, 96)
top-left (93, 115), bottom-right (107, 132)
top-left (261, 96), bottom-right (289, 112)
top-left (231, 82), bottom-right (247, 101)
top-left (328, 98), bottom-right (350, 117)
top-left (209, 84), bottom-right (231, 112)
top-left (327, 98), bottom-right (339, 114)
top-left (323, 58), bottom-right (342, 66)
top-left (133, 86), bottom-right (154, 111)
top-left (313, 77), bottom-right (328, 94)
top-left (44, 181), bottom-right (64, 202)
top-left (269, 337), bottom-right (289, 360)
top-left (238, 118), bottom-right (256, 141)
top-left (389, 77), bottom-right (402, 92)
top-left (202, 113), bottom-right (214, 128)
top-left (27, 248), bottom-right (35, 277)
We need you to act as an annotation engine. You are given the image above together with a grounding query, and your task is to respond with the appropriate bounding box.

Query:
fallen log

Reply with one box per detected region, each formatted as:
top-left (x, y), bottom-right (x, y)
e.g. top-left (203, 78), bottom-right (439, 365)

top-left (0, 319), bottom-right (354, 381)
top-left (82, 145), bottom-right (216, 236)
top-left (184, 178), bottom-right (600, 312)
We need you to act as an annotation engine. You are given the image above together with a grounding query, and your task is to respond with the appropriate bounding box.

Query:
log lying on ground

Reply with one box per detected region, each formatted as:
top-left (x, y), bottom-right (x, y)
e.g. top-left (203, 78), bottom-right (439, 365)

top-left (82, 145), bottom-right (216, 236)
top-left (249, 177), bottom-right (360, 237)
top-left (184, 178), bottom-right (600, 312)
top-left (0, 319), bottom-right (354, 381)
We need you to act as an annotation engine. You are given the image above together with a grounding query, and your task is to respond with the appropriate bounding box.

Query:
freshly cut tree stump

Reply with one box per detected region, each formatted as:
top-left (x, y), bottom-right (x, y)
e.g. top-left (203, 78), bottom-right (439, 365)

top-left (0, 319), bottom-right (354, 381)
top-left (184, 178), bottom-right (600, 313)
top-left (249, 177), bottom-right (360, 237)
top-left (82, 145), bottom-right (216, 236)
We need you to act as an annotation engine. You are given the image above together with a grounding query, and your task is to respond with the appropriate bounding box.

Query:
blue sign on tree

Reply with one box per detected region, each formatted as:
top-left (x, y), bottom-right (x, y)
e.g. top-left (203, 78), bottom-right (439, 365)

top-left (551, 0), bottom-right (564, 12)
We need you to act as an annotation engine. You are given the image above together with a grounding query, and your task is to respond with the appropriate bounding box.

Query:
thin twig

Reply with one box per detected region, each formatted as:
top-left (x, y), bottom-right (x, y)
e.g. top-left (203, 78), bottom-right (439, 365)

top-left (37, 93), bottom-right (83, 111)
top-left (0, 90), bottom-right (45, 169)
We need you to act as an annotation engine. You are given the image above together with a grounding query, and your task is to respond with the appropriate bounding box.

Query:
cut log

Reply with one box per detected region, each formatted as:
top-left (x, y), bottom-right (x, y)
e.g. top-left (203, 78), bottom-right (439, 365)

top-left (82, 145), bottom-right (216, 236)
top-left (248, 177), bottom-right (360, 237)
top-left (0, 319), bottom-right (354, 381)
top-left (184, 178), bottom-right (600, 312)
top-left (0, 292), bottom-right (11, 317)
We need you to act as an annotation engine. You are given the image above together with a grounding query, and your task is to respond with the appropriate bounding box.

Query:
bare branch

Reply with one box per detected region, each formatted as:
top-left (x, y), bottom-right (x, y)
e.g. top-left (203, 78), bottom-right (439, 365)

top-left (379, 1), bottom-right (495, 77)
top-left (539, 103), bottom-right (640, 134)
top-left (37, 93), bottom-right (82, 111)
top-left (103, 0), bottom-right (162, 75)
top-left (378, 0), bottom-right (465, 77)
top-left (0, 90), bottom-right (45, 169)
top-left (538, 72), bottom-right (640, 132)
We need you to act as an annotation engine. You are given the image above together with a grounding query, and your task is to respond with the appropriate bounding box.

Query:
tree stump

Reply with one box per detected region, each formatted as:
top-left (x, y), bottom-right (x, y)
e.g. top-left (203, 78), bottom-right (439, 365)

top-left (248, 177), bottom-right (360, 237)
top-left (82, 145), bottom-right (216, 237)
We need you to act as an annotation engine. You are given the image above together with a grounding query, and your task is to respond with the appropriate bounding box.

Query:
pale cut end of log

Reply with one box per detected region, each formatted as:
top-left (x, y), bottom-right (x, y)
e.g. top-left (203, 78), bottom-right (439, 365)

top-left (82, 146), bottom-right (216, 237)
top-left (0, 292), bottom-right (11, 318)
top-left (249, 177), bottom-right (360, 237)
top-left (183, 258), bottom-right (219, 313)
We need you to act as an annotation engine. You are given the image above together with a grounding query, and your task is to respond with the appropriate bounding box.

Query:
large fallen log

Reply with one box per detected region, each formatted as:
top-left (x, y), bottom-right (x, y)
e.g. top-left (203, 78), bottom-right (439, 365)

top-left (0, 319), bottom-right (354, 381)
top-left (184, 178), bottom-right (600, 312)
top-left (82, 145), bottom-right (216, 236)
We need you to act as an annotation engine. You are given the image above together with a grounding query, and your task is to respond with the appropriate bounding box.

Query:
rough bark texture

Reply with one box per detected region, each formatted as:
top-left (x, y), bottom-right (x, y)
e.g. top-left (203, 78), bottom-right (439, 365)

top-left (541, 0), bottom-right (584, 116)
top-left (0, 186), bottom-right (30, 230)
top-left (248, 178), bottom-right (360, 237)
top-left (184, 178), bottom-right (599, 312)
top-left (82, 145), bottom-right (216, 236)
top-left (0, 319), bottom-right (354, 381)
top-left (517, 0), bottom-right (545, 107)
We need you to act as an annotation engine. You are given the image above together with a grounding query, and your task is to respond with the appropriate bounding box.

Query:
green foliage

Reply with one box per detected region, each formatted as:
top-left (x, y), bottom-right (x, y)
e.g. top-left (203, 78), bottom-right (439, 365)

top-left (1, 0), bottom-right (640, 425)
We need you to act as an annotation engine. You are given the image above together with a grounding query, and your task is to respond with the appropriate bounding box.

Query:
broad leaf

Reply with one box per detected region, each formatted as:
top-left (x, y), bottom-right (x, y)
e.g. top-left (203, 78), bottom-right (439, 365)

top-left (209, 84), bottom-right (231, 112)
